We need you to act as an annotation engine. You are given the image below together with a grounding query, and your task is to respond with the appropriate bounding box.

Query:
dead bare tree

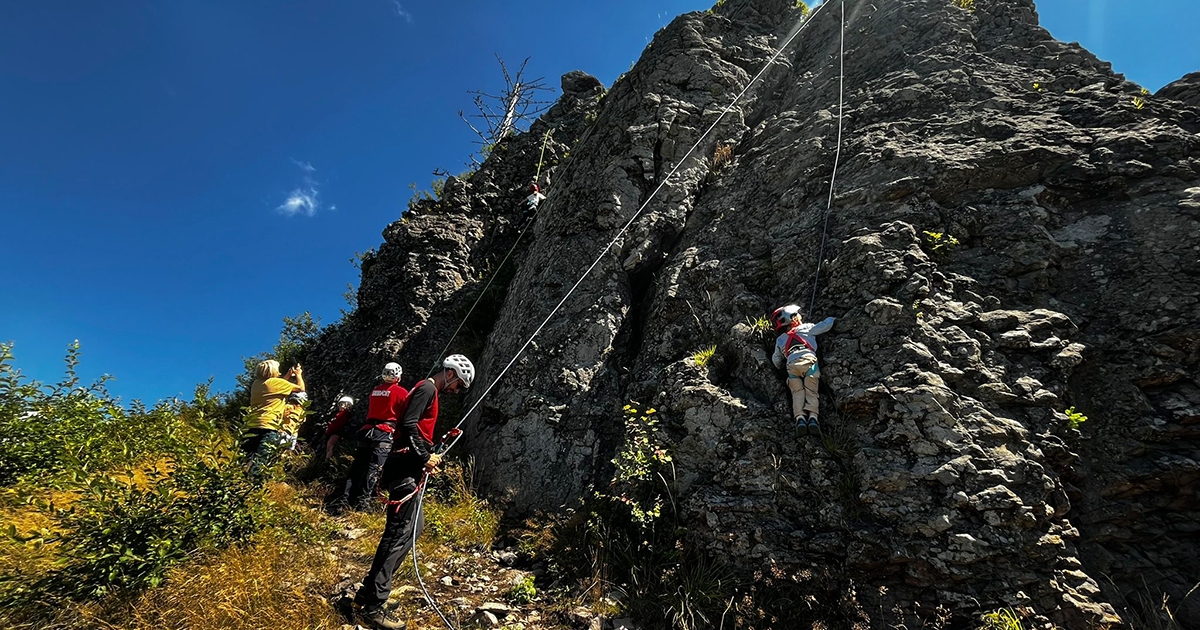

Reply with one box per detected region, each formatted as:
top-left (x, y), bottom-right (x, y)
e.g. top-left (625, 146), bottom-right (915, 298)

top-left (459, 55), bottom-right (556, 165)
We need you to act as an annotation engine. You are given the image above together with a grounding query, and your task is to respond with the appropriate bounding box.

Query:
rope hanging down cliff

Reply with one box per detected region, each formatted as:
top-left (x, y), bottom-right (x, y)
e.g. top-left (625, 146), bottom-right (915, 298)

top-left (424, 129), bottom-right (557, 379)
top-left (808, 0), bottom-right (847, 316)
top-left (407, 2), bottom-right (852, 628)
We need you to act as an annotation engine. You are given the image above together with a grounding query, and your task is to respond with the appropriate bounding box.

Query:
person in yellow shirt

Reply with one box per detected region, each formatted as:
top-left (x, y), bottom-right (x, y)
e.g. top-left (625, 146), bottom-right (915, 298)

top-left (241, 359), bottom-right (305, 481)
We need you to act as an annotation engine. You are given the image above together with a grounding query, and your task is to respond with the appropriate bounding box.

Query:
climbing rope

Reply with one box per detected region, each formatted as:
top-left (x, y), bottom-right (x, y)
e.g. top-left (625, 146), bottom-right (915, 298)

top-left (424, 128), bottom-right (558, 379)
top-left (408, 3), bottom-right (850, 627)
top-left (424, 219), bottom-right (535, 379)
top-left (534, 128), bottom-right (553, 183)
top-left (808, 0), bottom-right (847, 316)
top-left (442, 0), bottom-right (848, 455)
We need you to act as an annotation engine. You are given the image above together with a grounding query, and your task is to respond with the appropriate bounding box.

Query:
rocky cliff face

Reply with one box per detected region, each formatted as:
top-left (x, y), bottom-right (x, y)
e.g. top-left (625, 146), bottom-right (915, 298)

top-left (306, 0), bottom-right (1199, 626)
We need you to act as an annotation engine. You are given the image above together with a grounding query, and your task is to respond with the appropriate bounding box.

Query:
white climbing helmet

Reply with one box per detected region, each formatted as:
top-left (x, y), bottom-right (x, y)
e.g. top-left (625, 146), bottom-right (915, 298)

top-left (442, 354), bottom-right (475, 389)
top-left (288, 391), bottom-right (308, 404)
top-left (338, 395), bottom-right (354, 406)
top-left (382, 362), bottom-right (403, 383)
top-left (772, 304), bottom-right (802, 331)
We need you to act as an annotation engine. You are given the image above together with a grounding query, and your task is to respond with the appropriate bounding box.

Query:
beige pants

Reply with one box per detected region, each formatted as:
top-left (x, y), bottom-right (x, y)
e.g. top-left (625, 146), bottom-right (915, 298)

top-left (787, 353), bottom-right (820, 419)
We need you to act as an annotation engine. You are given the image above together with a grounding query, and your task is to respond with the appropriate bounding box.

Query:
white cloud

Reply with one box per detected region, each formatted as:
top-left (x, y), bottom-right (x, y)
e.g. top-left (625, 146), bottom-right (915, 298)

top-left (390, 0), bottom-right (413, 22)
top-left (277, 161), bottom-right (322, 217)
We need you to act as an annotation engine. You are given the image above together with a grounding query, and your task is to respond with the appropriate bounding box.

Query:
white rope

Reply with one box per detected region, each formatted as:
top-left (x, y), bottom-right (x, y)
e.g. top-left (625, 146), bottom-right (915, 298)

top-left (410, 4), bottom-right (851, 627)
top-left (808, 1), bottom-right (846, 316)
top-left (445, 0), bottom-right (846, 450)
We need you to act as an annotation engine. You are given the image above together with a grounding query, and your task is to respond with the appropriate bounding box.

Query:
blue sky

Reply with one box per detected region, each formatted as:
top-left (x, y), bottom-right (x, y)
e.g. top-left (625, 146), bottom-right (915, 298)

top-left (2, 0), bottom-right (1197, 404)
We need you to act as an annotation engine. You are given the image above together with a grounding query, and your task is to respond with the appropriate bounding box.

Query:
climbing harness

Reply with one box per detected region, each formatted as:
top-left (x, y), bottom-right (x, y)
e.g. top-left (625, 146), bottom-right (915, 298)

top-left (408, 2), bottom-right (850, 627)
top-left (785, 328), bottom-right (817, 356)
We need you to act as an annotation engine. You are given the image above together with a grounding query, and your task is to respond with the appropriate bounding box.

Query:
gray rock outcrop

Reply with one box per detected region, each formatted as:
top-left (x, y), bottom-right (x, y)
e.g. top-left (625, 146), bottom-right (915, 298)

top-left (306, 0), bottom-right (1199, 626)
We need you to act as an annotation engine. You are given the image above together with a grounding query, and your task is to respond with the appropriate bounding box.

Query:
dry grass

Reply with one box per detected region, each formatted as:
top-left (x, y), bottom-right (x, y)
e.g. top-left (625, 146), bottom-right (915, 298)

top-left (102, 530), bottom-right (343, 630)
top-left (711, 143), bottom-right (734, 170)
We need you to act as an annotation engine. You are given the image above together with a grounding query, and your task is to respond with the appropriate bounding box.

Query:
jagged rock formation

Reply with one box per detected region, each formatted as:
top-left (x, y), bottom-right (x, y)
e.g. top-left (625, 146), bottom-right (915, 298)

top-left (306, 0), bottom-right (1199, 626)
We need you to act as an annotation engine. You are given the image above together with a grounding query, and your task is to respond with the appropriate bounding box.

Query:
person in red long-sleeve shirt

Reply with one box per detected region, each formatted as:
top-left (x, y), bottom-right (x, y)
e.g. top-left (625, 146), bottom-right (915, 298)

top-left (354, 354), bottom-right (474, 629)
top-left (322, 395), bottom-right (356, 458)
top-left (328, 363), bottom-right (408, 514)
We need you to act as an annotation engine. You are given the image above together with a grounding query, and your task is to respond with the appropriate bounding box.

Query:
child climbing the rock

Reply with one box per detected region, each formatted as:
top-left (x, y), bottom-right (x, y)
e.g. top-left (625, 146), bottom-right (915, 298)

top-left (771, 304), bottom-right (835, 436)
top-left (523, 182), bottom-right (546, 220)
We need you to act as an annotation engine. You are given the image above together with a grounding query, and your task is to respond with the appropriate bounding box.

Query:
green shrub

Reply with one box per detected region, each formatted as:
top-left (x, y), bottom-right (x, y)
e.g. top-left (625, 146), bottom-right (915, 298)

top-left (1064, 406), bottom-right (1088, 430)
top-left (506, 574), bottom-right (536, 605)
top-left (979, 608), bottom-right (1024, 630)
top-left (690, 345), bottom-right (717, 368)
top-left (0, 345), bottom-right (266, 622)
top-left (922, 230), bottom-right (960, 252)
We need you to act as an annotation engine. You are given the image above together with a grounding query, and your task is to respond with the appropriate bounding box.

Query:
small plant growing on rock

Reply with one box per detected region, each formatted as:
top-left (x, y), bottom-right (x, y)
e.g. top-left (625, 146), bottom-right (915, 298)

top-left (923, 230), bottom-right (960, 252)
top-left (691, 344), bottom-right (717, 367)
top-left (711, 143), bottom-right (734, 170)
top-left (1064, 406), bottom-right (1088, 430)
top-left (795, 0), bottom-right (810, 15)
top-left (606, 404), bottom-right (672, 526)
top-left (1133, 88), bottom-right (1150, 110)
top-left (979, 607), bottom-right (1025, 630)
top-left (705, 0), bottom-right (725, 14)
top-left (952, 0), bottom-right (976, 12)
top-left (745, 314), bottom-right (772, 336)
top-left (506, 574), bottom-right (537, 605)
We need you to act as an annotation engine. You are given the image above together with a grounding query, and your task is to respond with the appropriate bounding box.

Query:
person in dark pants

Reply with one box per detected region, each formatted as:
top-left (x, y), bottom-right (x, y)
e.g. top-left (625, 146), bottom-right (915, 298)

top-left (329, 363), bottom-right (407, 514)
top-left (354, 354), bottom-right (474, 630)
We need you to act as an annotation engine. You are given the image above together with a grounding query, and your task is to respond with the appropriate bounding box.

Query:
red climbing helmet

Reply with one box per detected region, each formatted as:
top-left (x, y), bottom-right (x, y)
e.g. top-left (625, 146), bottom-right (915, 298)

top-left (530, 183), bottom-right (540, 193)
top-left (772, 304), bottom-right (802, 332)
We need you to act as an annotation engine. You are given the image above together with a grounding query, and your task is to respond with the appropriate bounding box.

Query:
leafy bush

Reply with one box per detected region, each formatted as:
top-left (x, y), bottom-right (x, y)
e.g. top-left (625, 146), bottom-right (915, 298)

top-left (506, 574), bottom-right (537, 605)
top-left (1064, 406), bottom-right (1088, 430)
top-left (0, 344), bottom-right (268, 625)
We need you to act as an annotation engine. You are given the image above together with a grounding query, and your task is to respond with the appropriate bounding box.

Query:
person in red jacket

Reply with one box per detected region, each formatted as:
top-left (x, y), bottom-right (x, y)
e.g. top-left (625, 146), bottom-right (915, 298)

top-left (354, 354), bottom-right (474, 630)
top-left (322, 395), bottom-right (356, 458)
top-left (329, 363), bottom-right (408, 514)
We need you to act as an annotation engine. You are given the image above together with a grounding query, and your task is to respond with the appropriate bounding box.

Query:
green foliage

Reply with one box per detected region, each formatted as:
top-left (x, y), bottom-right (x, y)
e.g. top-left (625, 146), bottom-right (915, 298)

top-left (550, 402), bottom-right (734, 627)
top-left (0, 342), bottom-right (222, 487)
top-left (705, 0), bottom-right (726, 14)
top-left (584, 111), bottom-right (598, 127)
top-left (39, 456), bottom-right (259, 599)
top-left (745, 314), bottom-right (772, 336)
top-left (952, 0), bottom-right (976, 12)
top-left (506, 574), bottom-right (537, 605)
top-left (231, 312), bottom-right (322, 415)
top-left (1064, 406), bottom-right (1088, 430)
top-left (0, 345), bottom-right (266, 620)
top-left (795, 0), bottom-right (810, 14)
top-left (923, 230), bottom-right (961, 252)
top-left (690, 344), bottom-right (717, 368)
top-left (605, 404), bottom-right (673, 527)
top-left (1032, 82), bottom-right (1044, 93)
top-left (979, 608), bottom-right (1024, 630)
top-left (423, 458), bottom-right (500, 550)
top-left (1133, 93), bottom-right (1148, 110)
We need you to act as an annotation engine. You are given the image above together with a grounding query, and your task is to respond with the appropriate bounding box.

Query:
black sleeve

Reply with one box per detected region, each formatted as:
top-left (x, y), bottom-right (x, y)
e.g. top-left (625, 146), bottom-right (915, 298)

top-left (399, 380), bottom-right (435, 462)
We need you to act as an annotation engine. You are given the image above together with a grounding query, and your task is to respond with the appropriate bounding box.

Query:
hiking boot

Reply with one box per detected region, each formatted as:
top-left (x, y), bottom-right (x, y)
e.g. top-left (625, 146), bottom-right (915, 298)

top-left (357, 605), bottom-right (406, 630)
top-left (807, 415), bottom-right (821, 435)
top-left (795, 415), bottom-right (809, 437)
